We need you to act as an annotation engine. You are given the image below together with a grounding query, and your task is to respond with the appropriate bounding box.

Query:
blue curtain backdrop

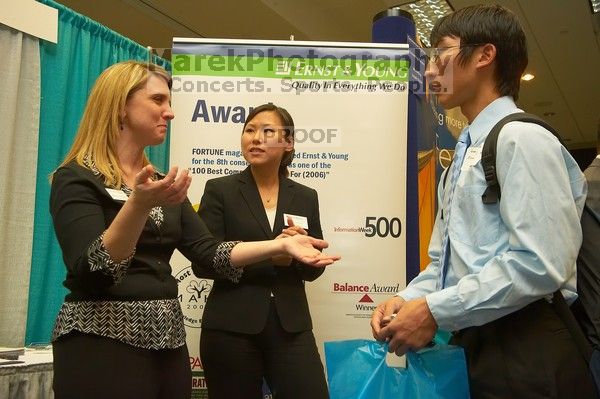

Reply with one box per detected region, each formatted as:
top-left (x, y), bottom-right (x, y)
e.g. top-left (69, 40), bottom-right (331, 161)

top-left (26, 0), bottom-right (171, 344)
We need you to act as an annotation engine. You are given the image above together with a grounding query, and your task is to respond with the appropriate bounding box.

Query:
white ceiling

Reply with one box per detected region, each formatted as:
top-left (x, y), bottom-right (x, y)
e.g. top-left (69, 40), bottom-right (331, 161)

top-left (58, 0), bottom-right (600, 149)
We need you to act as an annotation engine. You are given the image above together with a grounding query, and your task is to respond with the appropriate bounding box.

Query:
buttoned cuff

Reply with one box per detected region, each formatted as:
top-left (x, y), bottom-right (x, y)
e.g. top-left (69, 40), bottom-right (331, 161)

top-left (213, 241), bottom-right (243, 283)
top-left (425, 286), bottom-right (467, 332)
top-left (88, 232), bottom-right (135, 284)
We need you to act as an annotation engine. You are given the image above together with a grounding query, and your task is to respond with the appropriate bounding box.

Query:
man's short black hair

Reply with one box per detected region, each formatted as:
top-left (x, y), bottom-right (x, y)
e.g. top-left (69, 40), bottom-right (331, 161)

top-left (597, 118), bottom-right (600, 154)
top-left (430, 4), bottom-right (528, 100)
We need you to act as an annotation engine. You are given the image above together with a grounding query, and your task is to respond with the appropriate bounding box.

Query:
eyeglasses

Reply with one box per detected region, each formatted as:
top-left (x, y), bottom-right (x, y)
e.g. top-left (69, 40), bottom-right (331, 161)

top-left (425, 43), bottom-right (485, 64)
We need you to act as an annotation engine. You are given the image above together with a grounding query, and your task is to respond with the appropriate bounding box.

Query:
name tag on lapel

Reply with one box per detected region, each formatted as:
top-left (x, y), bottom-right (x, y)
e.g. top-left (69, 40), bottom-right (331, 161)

top-left (283, 213), bottom-right (309, 229)
top-left (105, 188), bottom-right (128, 202)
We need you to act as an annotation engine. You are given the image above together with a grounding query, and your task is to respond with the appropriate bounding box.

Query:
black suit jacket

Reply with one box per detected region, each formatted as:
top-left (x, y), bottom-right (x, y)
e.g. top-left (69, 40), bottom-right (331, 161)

top-left (577, 157), bottom-right (600, 347)
top-left (194, 167), bottom-right (325, 334)
top-left (50, 162), bottom-right (220, 301)
top-left (584, 157), bottom-right (600, 217)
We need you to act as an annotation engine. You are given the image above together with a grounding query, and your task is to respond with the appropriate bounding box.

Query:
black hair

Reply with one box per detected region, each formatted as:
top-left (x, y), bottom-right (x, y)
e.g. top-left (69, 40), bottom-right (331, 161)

top-left (243, 103), bottom-right (295, 177)
top-left (597, 118), bottom-right (600, 154)
top-left (430, 4), bottom-right (528, 100)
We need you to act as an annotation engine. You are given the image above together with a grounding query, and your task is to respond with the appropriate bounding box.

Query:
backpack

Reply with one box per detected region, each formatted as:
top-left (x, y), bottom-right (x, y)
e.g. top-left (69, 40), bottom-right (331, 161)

top-left (443, 111), bottom-right (600, 388)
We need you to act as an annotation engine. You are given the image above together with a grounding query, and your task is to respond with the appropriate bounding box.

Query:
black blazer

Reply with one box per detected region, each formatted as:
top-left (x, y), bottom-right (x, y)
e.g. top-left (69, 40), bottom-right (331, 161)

top-left (584, 157), bottom-right (600, 217)
top-left (194, 167), bottom-right (325, 334)
top-left (577, 157), bottom-right (600, 346)
top-left (50, 162), bottom-right (220, 301)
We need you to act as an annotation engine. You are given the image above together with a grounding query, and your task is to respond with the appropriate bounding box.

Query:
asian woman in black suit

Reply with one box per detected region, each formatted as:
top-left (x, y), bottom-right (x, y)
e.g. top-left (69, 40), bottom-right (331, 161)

top-left (195, 103), bottom-right (331, 398)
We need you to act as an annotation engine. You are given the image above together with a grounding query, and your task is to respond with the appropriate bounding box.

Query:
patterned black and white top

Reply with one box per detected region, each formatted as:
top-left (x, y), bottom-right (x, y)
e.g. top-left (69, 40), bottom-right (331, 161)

top-left (50, 161), bottom-right (243, 350)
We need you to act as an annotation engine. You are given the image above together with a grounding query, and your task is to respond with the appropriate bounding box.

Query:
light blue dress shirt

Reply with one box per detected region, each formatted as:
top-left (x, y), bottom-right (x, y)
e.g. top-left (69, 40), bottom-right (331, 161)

top-left (399, 96), bottom-right (587, 331)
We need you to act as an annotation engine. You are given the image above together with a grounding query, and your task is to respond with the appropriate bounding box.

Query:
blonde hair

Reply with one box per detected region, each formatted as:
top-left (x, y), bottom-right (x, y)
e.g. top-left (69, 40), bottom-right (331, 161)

top-left (56, 60), bottom-right (171, 187)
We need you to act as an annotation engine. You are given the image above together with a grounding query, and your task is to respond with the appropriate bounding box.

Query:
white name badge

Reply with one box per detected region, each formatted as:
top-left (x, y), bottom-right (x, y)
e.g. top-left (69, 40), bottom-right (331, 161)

top-left (461, 146), bottom-right (482, 171)
top-left (105, 188), bottom-right (128, 202)
top-left (283, 213), bottom-right (309, 229)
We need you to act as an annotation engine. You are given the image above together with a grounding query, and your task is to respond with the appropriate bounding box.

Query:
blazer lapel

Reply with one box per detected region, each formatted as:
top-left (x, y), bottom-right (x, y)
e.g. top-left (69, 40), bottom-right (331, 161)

top-left (274, 178), bottom-right (296, 234)
top-left (238, 168), bottom-right (273, 238)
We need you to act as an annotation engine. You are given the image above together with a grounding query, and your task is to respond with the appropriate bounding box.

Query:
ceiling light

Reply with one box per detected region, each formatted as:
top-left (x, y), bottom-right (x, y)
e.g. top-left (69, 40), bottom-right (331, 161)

top-left (394, 0), bottom-right (454, 47)
top-left (590, 0), bottom-right (600, 13)
top-left (521, 73), bottom-right (535, 81)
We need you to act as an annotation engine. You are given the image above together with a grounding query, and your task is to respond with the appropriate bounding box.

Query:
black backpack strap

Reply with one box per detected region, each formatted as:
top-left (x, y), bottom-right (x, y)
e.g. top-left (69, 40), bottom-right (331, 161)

top-left (552, 291), bottom-right (593, 363)
top-left (479, 114), bottom-right (589, 359)
top-left (481, 112), bottom-right (565, 204)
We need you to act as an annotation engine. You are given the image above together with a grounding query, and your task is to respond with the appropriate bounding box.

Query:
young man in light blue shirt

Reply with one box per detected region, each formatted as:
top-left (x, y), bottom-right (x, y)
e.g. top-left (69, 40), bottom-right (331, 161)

top-left (371, 4), bottom-right (597, 397)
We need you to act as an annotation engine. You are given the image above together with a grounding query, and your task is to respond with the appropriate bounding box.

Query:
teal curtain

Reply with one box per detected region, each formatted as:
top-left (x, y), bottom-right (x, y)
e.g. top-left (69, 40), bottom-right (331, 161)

top-left (26, 0), bottom-right (171, 344)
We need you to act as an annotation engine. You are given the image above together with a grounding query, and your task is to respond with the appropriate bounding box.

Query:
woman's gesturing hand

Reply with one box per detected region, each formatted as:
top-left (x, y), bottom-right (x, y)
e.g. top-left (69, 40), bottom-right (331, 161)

top-left (273, 217), bottom-right (308, 266)
top-left (282, 234), bottom-right (341, 267)
top-left (131, 165), bottom-right (192, 210)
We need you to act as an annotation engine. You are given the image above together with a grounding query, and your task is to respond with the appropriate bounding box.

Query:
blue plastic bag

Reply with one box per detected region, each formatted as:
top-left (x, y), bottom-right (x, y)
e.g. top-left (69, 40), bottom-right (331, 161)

top-left (324, 339), bottom-right (470, 399)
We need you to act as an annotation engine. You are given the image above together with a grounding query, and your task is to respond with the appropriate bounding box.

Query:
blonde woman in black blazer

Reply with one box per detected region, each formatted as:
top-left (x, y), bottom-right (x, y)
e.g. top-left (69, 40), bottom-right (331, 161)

top-left (195, 104), bottom-right (330, 398)
top-left (50, 64), bottom-right (338, 399)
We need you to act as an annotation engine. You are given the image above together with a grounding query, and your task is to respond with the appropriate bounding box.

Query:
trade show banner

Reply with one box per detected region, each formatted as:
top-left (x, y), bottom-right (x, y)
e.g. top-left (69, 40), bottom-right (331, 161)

top-left (170, 38), bottom-right (410, 397)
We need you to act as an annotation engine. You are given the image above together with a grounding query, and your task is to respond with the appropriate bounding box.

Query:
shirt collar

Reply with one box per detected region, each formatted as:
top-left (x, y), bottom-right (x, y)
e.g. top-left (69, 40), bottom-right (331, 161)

top-left (467, 96), bottom-right (521, 146)
top-left (83, 155), bottom-right (163, 188)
